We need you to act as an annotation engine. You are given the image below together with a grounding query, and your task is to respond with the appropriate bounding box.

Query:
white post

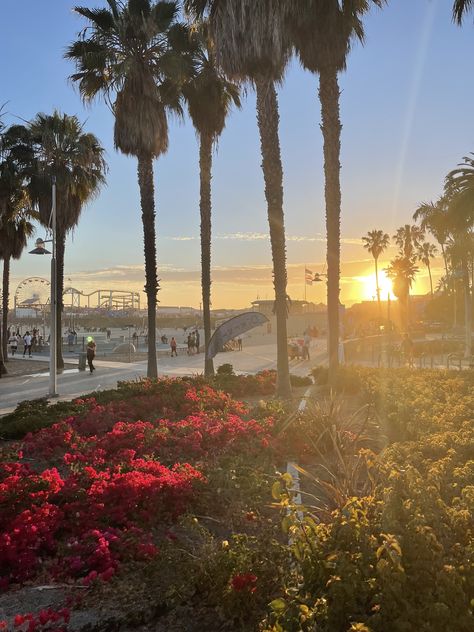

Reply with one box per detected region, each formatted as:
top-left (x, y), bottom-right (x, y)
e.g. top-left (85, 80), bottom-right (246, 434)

top-left (49, 176), bottom-right (58, 398)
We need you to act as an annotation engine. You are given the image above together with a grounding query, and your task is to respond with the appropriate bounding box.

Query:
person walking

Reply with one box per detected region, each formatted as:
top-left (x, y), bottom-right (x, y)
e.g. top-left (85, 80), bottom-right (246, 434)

top-left (9, 333), bottom-right (19, 356)
top-left (237, 337), bottom-right (243, 351)
top-left (195, 330), bottom-right (200, 354)
top-left (170, 337), bottom-right (177, 357)
top-left (86, 336), bottom-right (97, 373)
top-left (303, 332), bottom-right (311, 361)
top-left (23, 331), bottom-right (33, 358)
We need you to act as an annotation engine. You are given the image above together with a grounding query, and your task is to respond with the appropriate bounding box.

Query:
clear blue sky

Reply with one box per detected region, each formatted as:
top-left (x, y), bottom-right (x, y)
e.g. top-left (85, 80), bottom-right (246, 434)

top-left (1, 0), bottom-right (473, 307)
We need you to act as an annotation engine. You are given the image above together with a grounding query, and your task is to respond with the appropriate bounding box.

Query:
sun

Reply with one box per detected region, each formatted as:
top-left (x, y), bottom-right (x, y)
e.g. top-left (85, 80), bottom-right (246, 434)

top-left (356, 271), bottom-right (395, 302)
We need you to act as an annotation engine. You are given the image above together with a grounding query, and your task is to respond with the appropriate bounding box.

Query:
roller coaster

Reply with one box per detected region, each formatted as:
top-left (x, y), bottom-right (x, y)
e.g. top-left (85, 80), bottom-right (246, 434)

top-left (14, 278), bottom-right (141, 314)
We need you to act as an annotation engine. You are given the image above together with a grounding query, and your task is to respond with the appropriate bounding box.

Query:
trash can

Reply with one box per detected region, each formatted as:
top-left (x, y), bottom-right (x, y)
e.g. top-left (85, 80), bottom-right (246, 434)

top-left (78, 352), bottom-right (87, 371)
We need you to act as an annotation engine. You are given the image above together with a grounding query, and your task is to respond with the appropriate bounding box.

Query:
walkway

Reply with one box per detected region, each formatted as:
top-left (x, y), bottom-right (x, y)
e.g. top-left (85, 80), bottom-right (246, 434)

top-left (0, 341), bottom-right (327, 416)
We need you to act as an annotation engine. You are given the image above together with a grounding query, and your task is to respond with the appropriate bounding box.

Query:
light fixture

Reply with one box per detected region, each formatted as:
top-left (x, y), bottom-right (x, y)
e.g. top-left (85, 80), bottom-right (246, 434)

top-left (29, 238), bottom-right (51, 255)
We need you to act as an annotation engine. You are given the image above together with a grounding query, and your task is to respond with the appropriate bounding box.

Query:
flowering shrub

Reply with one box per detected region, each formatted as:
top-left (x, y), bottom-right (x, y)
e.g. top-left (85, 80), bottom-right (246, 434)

top-left (0, 381), bottom-right (275, 603)
top-left (264, 369), bottom-right (474, 632)
top-left (0, 607), bottom-right (70, 631)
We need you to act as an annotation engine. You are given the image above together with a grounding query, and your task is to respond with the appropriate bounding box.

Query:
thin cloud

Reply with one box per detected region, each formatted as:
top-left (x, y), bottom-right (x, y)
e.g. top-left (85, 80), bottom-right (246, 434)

top-left (165, 232), bottom-right (364, 245)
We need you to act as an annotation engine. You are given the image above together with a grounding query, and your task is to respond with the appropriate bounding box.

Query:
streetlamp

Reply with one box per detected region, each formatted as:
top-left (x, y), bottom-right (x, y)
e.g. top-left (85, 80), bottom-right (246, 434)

top-left (29, 176), bottom-right (58, 398)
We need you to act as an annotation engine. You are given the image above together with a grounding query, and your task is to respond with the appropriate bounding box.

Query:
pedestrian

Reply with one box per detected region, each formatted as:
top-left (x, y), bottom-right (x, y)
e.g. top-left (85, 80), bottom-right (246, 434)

top-left (23, 331), bottom-right (32, 358)
top-left (86, 336), bottom-right (97, 373)
top-left (9, 333), bottom-right (19, 356)
top-left (195, 330), bottom-right (200, 354)
top-left (67, 330), bottom-right (75, 351)
top-left (303, 332), bottom-right (311, 360)
top-left (170, 337), bottom-right (177, 357)
top-left (187, 333), bottom-right (193, 355)
top-left (237, 337), bottom-right (242, 351)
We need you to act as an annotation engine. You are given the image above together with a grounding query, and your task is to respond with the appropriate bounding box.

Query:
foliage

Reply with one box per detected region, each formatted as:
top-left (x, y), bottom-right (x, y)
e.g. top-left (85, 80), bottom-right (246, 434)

top-left (263, 368), bottom-right (474, 632)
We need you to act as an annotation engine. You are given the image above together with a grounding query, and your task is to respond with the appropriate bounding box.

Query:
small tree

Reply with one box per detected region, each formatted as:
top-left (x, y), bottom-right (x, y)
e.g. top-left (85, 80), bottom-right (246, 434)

top-left (417, 242), bottom-right (437, 298)
top-left (385, 256), bottom-right (418, 332)
top-left (362, 229), bottom-right (390, 316)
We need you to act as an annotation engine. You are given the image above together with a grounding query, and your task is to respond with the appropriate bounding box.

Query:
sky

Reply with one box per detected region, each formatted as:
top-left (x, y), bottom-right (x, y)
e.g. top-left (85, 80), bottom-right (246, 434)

top-left (1, 0), bottom-right (474, 309)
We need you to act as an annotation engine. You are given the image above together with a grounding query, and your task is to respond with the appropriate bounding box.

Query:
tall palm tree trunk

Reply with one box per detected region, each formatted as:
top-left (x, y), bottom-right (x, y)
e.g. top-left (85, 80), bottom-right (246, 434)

top-left (428, 263), bottom-right (433, 297)
top-left (441, 244), bottom-right (449, 290)
top-left (319, 68), bottom-right (342, 380)
top-left (199, 132), bottom-right (214, 377)
top-left (0, 318), bottom-right (5, 375)
top-left (374, 256), bottom-right (381, 318)
top-left (255, 77), bottom-right (291, 399)
top-left (2, 256), bottom-right (10, 362)
top-left (56, 232), bottom-right (66, 371)
top-left (462, 259), bottom-right (472, 357)
top-left (138, 154), bottom-right (158, 379)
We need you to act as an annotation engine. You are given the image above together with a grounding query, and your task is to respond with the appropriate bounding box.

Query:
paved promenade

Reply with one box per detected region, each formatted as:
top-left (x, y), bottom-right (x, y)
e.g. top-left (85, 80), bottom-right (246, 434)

top-left (0, 342), bottom-right (327, 416)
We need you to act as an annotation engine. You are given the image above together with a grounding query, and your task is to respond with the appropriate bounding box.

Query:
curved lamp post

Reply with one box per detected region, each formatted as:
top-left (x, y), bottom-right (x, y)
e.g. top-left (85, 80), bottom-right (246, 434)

top-left (29, 176), bottom-right (58, 398)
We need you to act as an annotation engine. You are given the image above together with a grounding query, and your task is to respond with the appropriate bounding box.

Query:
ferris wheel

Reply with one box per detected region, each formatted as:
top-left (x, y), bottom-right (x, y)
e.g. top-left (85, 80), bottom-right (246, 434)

top-left (14, 277), bottom-right (51, 311)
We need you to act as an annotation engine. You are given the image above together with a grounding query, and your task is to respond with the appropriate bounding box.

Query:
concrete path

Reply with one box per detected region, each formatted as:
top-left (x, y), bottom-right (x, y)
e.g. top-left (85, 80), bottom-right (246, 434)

top-left (0, 341), bottom-right (327, 416)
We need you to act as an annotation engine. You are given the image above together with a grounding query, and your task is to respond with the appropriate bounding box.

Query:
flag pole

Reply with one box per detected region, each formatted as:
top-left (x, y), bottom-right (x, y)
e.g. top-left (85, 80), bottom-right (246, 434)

top-left (304, 264), bottom-right (307, 302)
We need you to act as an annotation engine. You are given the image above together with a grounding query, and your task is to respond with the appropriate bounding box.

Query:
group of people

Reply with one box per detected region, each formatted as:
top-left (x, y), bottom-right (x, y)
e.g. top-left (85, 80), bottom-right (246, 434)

top-left (186, 330), bottom-right (200, 355)
top-left (8, 328), bottom-right (43, 357)
top-left (168, 330), bottom-right (201, 357)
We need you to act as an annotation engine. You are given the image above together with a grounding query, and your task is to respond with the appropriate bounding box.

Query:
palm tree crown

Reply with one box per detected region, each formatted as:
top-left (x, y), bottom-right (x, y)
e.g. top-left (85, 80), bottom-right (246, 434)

top-left (28, 112), bottom-right (106, 233)
top-left (393, 224), bottom-right (425, 259)
top-left (453, 0), bottom-right (474, 23)
top-left (362, 229), bottom-right (390, 261)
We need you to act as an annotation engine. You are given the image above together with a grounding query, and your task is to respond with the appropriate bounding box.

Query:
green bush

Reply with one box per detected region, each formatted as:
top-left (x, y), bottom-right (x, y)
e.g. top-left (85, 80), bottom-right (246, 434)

top-left (262, 369), bottom-right (474, 632)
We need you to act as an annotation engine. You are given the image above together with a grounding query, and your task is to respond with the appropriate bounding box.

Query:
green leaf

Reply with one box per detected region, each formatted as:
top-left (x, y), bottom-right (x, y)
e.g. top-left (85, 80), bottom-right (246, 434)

top-left (270, 598), bottom-right (287, 613)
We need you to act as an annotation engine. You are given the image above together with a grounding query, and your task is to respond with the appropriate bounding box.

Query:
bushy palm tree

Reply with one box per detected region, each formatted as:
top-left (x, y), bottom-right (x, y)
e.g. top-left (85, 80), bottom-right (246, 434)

top-left (393, 224), bottom-right (425, 259)
top-left (28, 112), bottom-right (106, 370)
top-left (67, 0), bottom-right (194, 378)
top-left (417, 241), bottom-right (437, 298)
top-left (413, 197), bottom-right (450, 285)
top-left (186, 0), bottom-right (293, 397)
top-left (0, 121), bottom-right (35, 375)
top-left (0, 193), bottom-right (37, 360)
top-left (385, 256), bottom-right (418, 332)
top-left (183, 24), bottom-right (241, 376)
top-left (361, 229), bottom-right (390, 315)
top-left (443, 166), bottom-right (474, 355)
top-left (289, 0), bottom-right (384, 379)
top-left (453, 0), bottom-right (474, 22)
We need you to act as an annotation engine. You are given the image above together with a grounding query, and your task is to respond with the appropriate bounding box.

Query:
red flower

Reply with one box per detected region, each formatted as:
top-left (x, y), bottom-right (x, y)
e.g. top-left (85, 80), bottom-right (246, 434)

top-left (231, 573), bottom-right (257, 592)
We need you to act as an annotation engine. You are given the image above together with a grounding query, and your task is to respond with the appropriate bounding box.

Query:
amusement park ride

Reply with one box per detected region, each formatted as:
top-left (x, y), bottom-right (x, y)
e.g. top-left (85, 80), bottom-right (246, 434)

top-left (14, 277), bottom-right (141, 316)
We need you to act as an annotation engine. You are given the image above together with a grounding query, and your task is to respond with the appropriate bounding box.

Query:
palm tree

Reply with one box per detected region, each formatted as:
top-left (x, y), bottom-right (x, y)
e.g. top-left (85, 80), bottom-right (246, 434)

top-left (393, 224), bottom-right (425, 259)
top-left (0, 121), bottom-right (35, 376)
top-left (413, 198), bottom-right (450, 286)
top-left (385, 256), bottom-right (418, 332)
top-left (361, 229), bottom-right (390, 315)
top-left (66, 0), bottom-right (194, 379)
top-left (186, 0), bottom-right (293, 397)
top-left (453, 1), bottom-right (474, 22)
top-left (289, 0), bottom-right (384, 380)
top-left (416, 241), bottom-right (437, 298)
top-left (444, 163), bottom-right (474, 355)
top-left (183, 25), bottom-right (241, 376)
top-left (28, 112), bottom-right (106, 371)
top-left (0, 193), bottom-right (36, 360)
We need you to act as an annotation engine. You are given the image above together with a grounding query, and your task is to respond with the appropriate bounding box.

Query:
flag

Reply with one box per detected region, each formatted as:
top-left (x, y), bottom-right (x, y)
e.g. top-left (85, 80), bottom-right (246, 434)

top-left (305, 267), bottom-right (313, 285)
